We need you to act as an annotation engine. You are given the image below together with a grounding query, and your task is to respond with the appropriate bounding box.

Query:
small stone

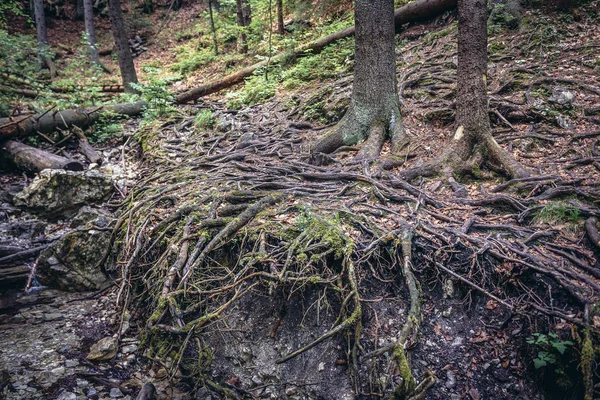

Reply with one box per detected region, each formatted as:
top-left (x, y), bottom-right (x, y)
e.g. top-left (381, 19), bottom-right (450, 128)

top-left (154, 367), bottom-right (168, 379)
top-left (51, 366), bottom-right (65, 375)
top-left (121, 344), bottom-right (138, 354)
top-left (318, 362), bottom-right (325, 372)
top-left (43, 313), bottom-right (63, 322)
top-left (87, 337), bottom-right (117, 361)
top-left (442, 279), bottom-right (454, 298)
top-left (56, 391), bottom-right (77, 400)
top-left (445, 370), bottom-right (457, 389)
top-left (65, 359), bottom-right (79, 368)
top-left (110, 387), bottom-right (124, 398)
top-left (87, 388), bottom-right (97, 397)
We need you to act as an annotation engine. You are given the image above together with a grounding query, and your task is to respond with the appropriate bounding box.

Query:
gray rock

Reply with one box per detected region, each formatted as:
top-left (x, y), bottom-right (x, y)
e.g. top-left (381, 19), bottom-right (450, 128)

top-left (445, 370), bottom-right (457, 389)
top-left (36, 207), bottom-right (113, 291)
top-left (549, 86), bottom-right (575, 105)
top-left (87, 337), bottom-right (117, 361)
top-left (56, 391), bottom-right (77, 400)
top-left (13, 169), bottom-right (113, 217)
top-left (110, 387), bottom-right (124, 398)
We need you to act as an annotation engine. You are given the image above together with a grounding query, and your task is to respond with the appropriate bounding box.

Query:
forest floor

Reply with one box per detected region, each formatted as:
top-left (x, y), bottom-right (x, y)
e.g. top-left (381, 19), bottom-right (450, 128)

top-left (2, 2), bottom-right (600, 400)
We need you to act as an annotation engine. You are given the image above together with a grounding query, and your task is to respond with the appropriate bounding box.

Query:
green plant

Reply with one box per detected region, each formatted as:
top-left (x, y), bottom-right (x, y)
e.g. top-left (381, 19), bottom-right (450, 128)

top-left (535, 201), bottom-right (580, 225)
top-left (89, 110), bottom-right (124, 143)
top-left (171, 45), bottom-right (218, 74)
top-left (225, 70), bottom-right (278, 109)
top-left (527, 333), bottom-right (574, 369)
top-left (195, 109), bottom-right (214, 129)
top-left (130, 67), bottom-right (178, 121)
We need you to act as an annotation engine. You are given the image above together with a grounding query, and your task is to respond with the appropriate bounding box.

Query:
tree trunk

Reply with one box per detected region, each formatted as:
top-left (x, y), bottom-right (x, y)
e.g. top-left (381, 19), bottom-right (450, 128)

top-left (312, 0), bottom-right (405, 159)
top-left (76, 0), bottom-right (84, 20)
top-left (236, 0), bottom-right (251, 53)
top-left (143, 0), bottom-right (153, 14)
top-left (0, 101), bottom-right (146, 139)
top-left (83, 0), bottom-right (101, 66)
top-left (108, 0), bottom-right (138, 92)
top-left (177, 0), bottom-right (457, 104)
top-left (0, 140), bottom-right (84, 173)
top-left (33, 0), bottom-right (56, 78)
top-left (276, 0), bottom-right (284, 35)
top-left (0, 265), bottom-right (29, 290)
top-left (208, 0), bottom-right (219, 56)
top-left (33, 0), bottom-right (47, 46)
top-left (449, 0), bottom-right (527, 177)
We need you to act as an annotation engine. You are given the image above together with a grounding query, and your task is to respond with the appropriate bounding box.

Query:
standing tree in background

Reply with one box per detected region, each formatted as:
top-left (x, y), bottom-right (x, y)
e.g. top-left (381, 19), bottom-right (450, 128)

top-left (107, 0), bottom-right (138, 92)
top-left (311, 0), bottom-right (406, 160)
top-left (208, 0), bottom-right (219, 55)
top-left (236, 0), bottom-right (251, 53)
top-left (276, 0), bottom-right (284, 34)
top-left (33, 0), bottom-right (56, 78)
top-left (76, 0), bottom-right (84, 20)
top-left (83, 0), bottom-right (100, 66)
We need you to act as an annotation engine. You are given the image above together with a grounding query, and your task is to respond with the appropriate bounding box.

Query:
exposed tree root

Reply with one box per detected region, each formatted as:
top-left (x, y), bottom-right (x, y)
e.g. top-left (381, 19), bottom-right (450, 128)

top-left (108, 102), bottom-right (600, 398)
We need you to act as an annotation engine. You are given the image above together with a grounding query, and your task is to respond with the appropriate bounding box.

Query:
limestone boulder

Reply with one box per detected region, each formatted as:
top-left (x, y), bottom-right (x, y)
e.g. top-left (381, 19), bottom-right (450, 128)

top-left (13, 169), bottom-right (113, 217)
top-left (36, 207), bottom-right (113, 291)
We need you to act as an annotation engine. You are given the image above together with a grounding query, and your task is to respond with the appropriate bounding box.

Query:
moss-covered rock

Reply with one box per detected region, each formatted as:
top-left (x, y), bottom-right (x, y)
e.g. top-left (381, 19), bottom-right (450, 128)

top-left (13, 169), bottom-right (113, 218)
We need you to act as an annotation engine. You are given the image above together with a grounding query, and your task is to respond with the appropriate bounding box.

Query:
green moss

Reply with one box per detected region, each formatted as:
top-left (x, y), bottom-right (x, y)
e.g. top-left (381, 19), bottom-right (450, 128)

top-left (393, 344), bottom-right (416, 398)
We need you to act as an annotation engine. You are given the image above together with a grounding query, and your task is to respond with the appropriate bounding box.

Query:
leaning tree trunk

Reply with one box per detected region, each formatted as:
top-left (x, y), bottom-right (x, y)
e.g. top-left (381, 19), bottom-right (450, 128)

top-left (276, 0), bottom-right (284, 35)
top-left (83, 0), bottom-right (100, 66)
top-left (236, 0), bottom-right (251, 53)
top-left (108, 0), bottom-right (138, 92)
top-left (311, 0), bottom-right (406, 160)
top-left (447, 0), bottom-right (527, 178)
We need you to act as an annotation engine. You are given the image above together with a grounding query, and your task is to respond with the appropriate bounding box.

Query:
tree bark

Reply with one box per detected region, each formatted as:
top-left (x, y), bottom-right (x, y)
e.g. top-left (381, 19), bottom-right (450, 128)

top-left (449, 0), bottom-right (527, 177)
top-left (0, 265), bottom-right (29, 290)
top-left (276, 0), bottom-right (284, 35)
top-left (0, 140), bottom-right (84, 173)
top-left (312, 0), bottom-right (405, 159)
top-left (236, 0), bottom-right (251, 53)
top-left (33, 0), bottom-right (56, 78)
top-left (108, 0), bottom-right (138, 92)
top-left (143, 0), bottom-right (153, 14)
top-left (208, 0), bottom-right (219, 56)
top-left (83, 0), bottom-right (101, 66)
top-left (0, 101), bottom-right (146, 139)
top-left (176, 0), bottom-right (457, 104)
top-left (76, 0), bottom-right (85, 20)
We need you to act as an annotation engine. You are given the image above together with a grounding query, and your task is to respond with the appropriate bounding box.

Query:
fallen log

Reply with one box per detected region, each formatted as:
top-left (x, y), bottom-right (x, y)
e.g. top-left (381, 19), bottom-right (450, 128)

top-left (175, 0), bottom-right (457, 104)
top-left (0, 264), bottom-right (30, 289)
top-left (74, 126), bottom-right (103, 165)
top-left (0, 140), bottom-right (84, 173)
top-left (0, 101), bottom-right (146, 139)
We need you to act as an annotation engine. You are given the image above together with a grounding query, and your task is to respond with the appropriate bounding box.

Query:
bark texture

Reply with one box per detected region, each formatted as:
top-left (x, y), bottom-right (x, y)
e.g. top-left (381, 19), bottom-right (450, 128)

top-left (276, 0), bottom-right (284, 35)
top-left (400, 0), bottom-right (527, 180)
top-left (449, 0), bottom-right (527, 177)
top-left (33, 0), bottom-right (56, 78)
top-left (236, 0), bottom-right (251, 53)
top-left (83, 0), bottom-right (100, 66)
top-left (108, 0), bottom-right (138, 92)
top-left (176, 0), bottom-right (457, 104)
top-left (209, 0), bottom-right (219, 55)
top-left (0, 101), bottom-right (146, 139)
top-left (0, 140), bottom-right (84, 173)
top-left (312, 0), bottom-right (405, 159)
